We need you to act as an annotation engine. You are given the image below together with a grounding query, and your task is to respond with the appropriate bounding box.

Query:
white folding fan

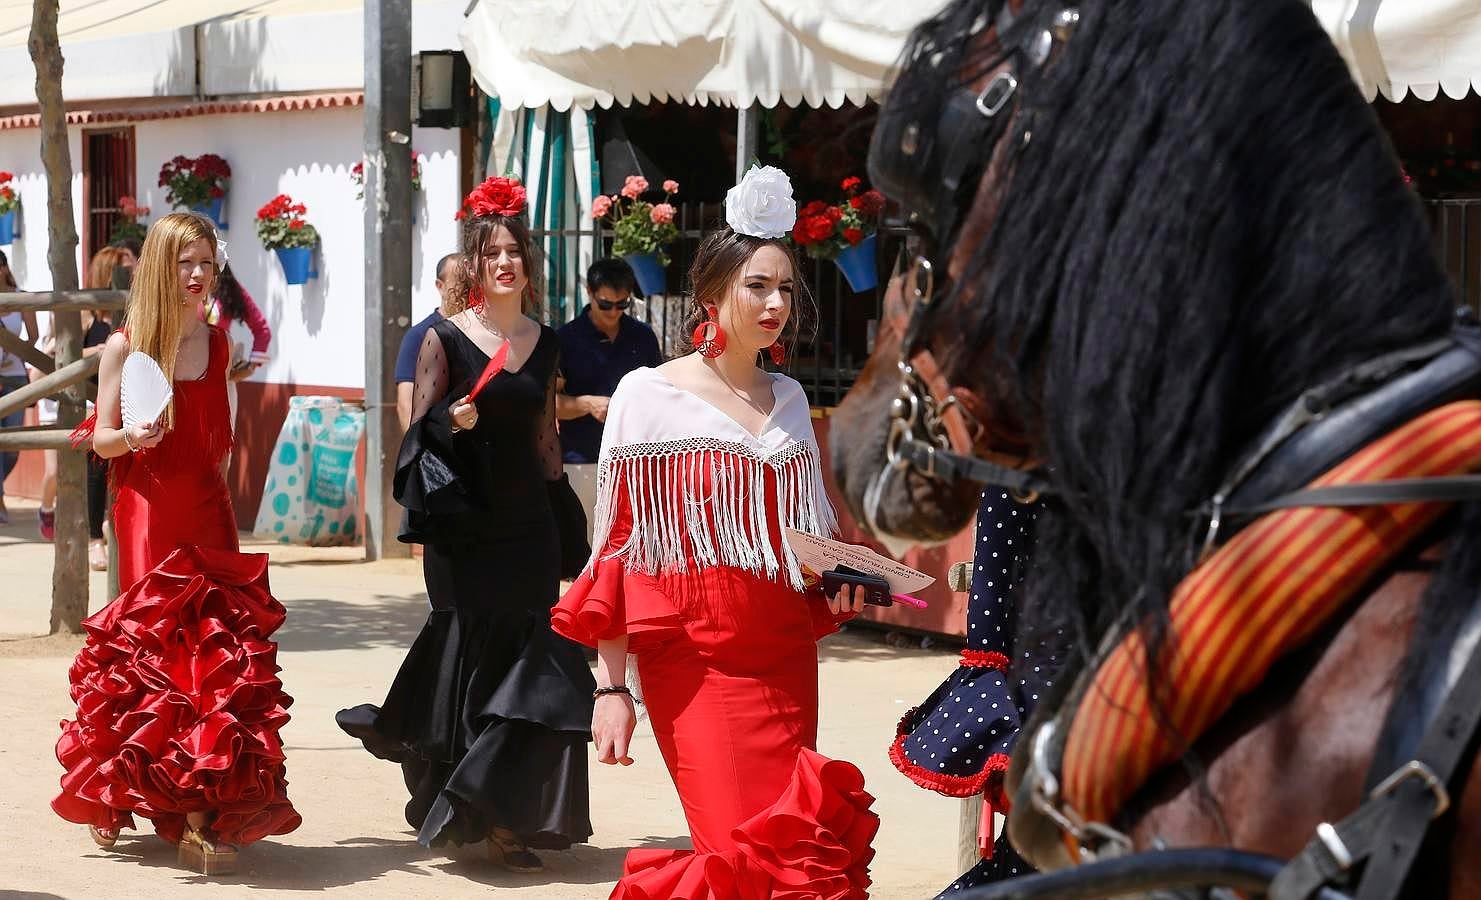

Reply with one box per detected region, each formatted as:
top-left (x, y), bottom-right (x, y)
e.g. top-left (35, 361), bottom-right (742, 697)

top-left (120, 351), bottom-right (172, 429)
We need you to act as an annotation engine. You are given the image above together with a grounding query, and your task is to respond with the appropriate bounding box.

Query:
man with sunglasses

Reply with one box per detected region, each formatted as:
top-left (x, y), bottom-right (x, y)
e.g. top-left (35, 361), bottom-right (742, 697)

top-left (555, 258), bottom-right (662, 468)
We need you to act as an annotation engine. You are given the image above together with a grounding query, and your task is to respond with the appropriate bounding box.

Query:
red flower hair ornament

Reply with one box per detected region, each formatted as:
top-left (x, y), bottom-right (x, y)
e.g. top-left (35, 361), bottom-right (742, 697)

top-left (462, 175), bottom-right (527, 219)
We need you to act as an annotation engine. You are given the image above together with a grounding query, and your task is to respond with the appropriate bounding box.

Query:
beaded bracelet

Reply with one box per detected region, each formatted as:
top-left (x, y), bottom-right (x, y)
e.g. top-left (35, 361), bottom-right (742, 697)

top-left (122, 429), bottom-right (138, 453)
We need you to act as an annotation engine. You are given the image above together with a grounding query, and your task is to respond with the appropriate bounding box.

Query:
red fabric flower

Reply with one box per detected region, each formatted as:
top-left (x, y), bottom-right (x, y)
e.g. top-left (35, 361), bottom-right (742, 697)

top-left (841, 176), bottom-right (861, 193)
top-left (462, 175), bottom-right (527, 219)
top-left (0, 171), bottom-right (14, 183)
top-left (842, 227), bottom-right (863, 246)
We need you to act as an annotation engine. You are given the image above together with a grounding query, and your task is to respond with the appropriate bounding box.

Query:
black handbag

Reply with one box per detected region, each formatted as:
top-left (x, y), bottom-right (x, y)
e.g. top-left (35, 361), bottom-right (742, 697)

top-left (546, 473), bottom-right (591, 579)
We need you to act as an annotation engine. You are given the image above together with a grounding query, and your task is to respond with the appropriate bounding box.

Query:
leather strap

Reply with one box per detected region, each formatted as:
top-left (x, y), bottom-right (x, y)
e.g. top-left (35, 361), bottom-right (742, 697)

top-left (1226, 475), bottom-right (1481, 519)
top-left (894, 435), bottom-right (1052, 497)
top-left (1271, 586), bottom-right (1481, 900)
top-left (1353, 602), bottom-right (1481, 900)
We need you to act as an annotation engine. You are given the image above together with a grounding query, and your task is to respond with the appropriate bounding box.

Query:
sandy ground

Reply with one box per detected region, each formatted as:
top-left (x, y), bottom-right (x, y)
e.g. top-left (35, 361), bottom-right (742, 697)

top-left (0, 497), bottom-right (971, 899)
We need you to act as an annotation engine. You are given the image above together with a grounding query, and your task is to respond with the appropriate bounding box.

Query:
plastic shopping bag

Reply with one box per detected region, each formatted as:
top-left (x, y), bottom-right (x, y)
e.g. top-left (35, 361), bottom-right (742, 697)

top-left (253, 396), bottom-right (365, 546)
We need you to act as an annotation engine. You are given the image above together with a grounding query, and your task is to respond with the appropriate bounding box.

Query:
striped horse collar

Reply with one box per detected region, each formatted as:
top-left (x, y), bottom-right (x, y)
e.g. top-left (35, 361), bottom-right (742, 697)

top-left (1010, 319), bottom-right (1481, 866)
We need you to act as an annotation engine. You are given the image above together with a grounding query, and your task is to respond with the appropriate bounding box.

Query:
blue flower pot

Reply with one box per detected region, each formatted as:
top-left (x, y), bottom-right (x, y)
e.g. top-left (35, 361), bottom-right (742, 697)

top-left (275, 246), bottom-right (314, 285)
top-left (623, 253), bottom-right (666, 297)
top-left (834, 233), bottom-right (878, 293)
top-left (190, 195), bottom-right (227, 230)
top-left (0, 210), bottom-right (14, 245)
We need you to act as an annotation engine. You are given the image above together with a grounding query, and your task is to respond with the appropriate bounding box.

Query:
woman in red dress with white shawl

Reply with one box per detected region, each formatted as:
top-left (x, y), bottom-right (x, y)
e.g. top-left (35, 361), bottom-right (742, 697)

top-left (553, 165), bottom-right (879, 899)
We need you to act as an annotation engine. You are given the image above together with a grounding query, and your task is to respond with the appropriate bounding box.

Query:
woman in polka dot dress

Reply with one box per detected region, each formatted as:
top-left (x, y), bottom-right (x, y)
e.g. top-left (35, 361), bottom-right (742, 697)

top-left (887, 490), bottom-right (1056, 896)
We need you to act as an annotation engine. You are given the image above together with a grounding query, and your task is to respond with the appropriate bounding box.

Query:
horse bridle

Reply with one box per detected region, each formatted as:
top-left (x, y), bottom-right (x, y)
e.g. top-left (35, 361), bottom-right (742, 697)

top-left (862, 2), bottom-right (1076, 536)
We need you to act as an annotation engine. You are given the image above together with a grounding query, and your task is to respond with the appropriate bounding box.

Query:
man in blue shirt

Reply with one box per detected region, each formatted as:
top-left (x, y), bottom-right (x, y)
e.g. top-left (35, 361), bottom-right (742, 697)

top-left (555, 258), bottom-right (663, 463)
top-left (395, 253), bottom-right (460, 432)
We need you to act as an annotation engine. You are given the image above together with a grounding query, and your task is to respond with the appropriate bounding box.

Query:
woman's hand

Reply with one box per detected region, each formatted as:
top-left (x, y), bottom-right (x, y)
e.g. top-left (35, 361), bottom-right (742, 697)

top-left (128, 420), bottom-right (164, 451)
top-left (828, 583), bottom-right (869, 617)
top-left (450, 394), bottom-right (479, 431)
top-left (593, 692), bottom-right (636, 766)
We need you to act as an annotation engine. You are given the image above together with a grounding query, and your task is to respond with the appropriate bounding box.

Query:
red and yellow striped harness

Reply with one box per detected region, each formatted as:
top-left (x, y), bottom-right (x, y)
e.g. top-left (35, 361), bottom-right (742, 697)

top-left (1060, 400), bottom-right (1481, 837)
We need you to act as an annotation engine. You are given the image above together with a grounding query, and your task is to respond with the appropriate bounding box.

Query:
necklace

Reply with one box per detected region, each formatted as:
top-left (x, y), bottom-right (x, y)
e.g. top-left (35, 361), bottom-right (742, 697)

top-left (471, 306), bottom-right (511, 340)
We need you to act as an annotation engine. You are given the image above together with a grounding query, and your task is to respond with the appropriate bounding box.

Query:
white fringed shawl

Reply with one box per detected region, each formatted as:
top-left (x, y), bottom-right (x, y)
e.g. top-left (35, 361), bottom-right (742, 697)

top-left (587, 367), bottom-right (837, 590)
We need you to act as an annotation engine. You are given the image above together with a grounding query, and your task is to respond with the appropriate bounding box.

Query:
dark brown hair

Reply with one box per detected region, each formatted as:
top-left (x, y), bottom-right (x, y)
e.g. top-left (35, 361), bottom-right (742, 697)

top-left (452, 213), bottom-right (544, 317)
top-left (681, 228), bottom-right (815, 360)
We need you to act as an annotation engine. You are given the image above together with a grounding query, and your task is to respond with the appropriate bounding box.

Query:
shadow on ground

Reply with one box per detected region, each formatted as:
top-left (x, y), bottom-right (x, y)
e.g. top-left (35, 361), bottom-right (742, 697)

top-left (77, 831), bottom-right (687, 891)
top-left (817, 628), bottom-right (957, 664)
top-left (427, 835), bottom-right (690, 887)
top-left (275, 593), bottom-right (430, 653)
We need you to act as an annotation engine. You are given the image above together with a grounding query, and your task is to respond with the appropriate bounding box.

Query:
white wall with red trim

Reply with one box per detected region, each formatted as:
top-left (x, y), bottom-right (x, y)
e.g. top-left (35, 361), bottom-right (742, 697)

top-left (0, 107), bottom-right (463, 389)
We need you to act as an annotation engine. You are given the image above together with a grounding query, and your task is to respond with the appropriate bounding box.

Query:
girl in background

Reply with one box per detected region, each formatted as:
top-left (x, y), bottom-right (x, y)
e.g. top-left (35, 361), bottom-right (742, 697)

top-left (52, 213), bottom-right (300, 874)
top-left (553, 166), bottom-right (878, 899)
top-left (337, 176), bottom-right (594, 872)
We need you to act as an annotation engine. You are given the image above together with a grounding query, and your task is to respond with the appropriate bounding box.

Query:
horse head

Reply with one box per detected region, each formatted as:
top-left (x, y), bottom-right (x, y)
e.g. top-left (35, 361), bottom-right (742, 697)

top-left (835, 0), bottom-right (1457, 644)
top-left (833, 0), bottom-right (1053, 551)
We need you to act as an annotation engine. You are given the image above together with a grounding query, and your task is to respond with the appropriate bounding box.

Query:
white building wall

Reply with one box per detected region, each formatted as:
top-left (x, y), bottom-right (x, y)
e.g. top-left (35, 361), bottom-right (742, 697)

top-left (0, 128), bottom-right (85, 293)
top-left (0, 109), bottom-right (463, 390)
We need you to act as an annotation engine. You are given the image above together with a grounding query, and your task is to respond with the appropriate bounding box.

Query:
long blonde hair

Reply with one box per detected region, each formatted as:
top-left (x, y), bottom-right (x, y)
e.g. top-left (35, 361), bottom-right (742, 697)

top-left (127, 212), bottom-right (217, 426)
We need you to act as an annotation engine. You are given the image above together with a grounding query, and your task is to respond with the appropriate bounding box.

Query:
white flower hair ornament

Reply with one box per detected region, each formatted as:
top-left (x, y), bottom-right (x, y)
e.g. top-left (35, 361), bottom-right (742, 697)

top-left (724, 165), bottom-right (797, 239)
top-left (216, 239), bottom-right (229, 267)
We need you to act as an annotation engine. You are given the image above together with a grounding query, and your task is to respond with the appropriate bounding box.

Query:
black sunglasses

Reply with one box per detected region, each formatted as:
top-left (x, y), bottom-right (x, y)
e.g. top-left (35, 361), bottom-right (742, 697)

top-left (595, 297), bottom-right (631, 312)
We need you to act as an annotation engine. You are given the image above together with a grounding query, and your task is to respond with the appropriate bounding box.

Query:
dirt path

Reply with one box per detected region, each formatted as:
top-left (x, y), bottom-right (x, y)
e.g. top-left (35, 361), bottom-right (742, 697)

top-left (0, 498), bottom-right (968, 898)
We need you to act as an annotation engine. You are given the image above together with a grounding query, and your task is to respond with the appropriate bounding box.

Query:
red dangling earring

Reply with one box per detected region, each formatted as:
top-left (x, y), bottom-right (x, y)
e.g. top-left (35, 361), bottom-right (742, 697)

top-left (768, 341), bottom-right (786, 367)
top-left (467, 285), bottom-right (484, 311)
top-left (693, 313), bottom-right (726, 359)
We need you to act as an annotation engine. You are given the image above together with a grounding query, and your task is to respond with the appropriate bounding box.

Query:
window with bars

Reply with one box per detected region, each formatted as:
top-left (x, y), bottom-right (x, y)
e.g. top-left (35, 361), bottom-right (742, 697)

top-left (83, 127), bottom-right (136, 263)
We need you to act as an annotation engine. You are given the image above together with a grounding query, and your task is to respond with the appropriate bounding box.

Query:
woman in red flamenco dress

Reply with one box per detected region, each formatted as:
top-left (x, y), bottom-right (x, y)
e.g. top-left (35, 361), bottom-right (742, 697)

top-left (552, 166), bottom-right (879, 900)
top-left (51, 212), bottom-right (301, 874)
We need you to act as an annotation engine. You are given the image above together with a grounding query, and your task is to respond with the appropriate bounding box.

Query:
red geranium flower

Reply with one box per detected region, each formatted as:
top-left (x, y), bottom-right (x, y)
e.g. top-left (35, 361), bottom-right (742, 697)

top-left (799, 200), bottom-right (831, 219)
top-left (841, 176), bottom-right (861, 193)
top-left (849, 189), bottom-right (886, 216)
top-left (843, 227), bottom-right (863, 245)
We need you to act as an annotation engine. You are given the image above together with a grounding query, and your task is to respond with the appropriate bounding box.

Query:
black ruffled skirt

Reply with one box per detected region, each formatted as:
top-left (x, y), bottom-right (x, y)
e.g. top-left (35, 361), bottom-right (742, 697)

top-left (336, 528), bottom-right (595, 849)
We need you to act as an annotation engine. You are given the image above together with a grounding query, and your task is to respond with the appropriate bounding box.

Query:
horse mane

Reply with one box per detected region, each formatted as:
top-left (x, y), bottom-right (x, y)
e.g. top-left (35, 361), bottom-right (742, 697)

top-left (894, 0), bottom-right (1461, 665)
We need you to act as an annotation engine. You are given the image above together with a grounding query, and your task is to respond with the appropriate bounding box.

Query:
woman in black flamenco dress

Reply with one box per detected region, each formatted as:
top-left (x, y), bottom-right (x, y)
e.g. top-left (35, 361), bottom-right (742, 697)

top-left (337, 177), bottom-right (594, 871)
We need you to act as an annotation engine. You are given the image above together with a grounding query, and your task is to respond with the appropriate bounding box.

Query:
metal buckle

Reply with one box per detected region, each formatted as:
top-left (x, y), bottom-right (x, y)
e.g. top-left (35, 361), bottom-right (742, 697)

top-left (1370, 760), bottom-right (1451, 818)
top-left (1315, 822), bottom-right (1354, 870)
top-left (975, 71), bottom-right (1019, 118)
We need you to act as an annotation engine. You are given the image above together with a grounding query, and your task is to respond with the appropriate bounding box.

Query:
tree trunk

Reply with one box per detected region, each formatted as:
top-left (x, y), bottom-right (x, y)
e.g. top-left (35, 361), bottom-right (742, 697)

top-left (30, 0), bottom-right (88, 635)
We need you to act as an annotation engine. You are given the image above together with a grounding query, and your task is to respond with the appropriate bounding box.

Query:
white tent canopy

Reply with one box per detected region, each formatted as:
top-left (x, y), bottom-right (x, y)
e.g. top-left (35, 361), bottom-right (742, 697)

top-left (459, 0), bottom-right (951, 110)
top-left (1309, 0), bottom-right (1481, 101)
top-left (464, 0), bottom-right (1481, 111)
top-left (0, 0), bottom-right (461, 108)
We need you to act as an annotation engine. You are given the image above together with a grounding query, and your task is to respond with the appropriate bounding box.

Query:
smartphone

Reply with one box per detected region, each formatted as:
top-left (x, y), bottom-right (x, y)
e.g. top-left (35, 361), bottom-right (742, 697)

top-left (820, 564), bottom-right (894, 607)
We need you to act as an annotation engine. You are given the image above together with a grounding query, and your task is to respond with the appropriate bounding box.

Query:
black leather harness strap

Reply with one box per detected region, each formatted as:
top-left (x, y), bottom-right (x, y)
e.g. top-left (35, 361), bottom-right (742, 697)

top-left (1270, 589), bottom-right (1481, 900)
top-left (1226, 475), bottom-right (1481, 519)
top-left (892, 435), bottom-right (1052, 497)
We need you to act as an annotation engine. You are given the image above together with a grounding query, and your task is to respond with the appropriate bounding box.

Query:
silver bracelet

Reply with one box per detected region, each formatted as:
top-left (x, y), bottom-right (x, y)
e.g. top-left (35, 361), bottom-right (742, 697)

top-left (122, 429), bottom-right (138, 453)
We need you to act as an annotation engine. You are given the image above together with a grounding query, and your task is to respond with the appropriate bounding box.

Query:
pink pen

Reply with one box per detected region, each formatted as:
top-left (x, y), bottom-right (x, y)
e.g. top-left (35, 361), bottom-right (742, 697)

top-left (892, 594), bottom-right (929, 609)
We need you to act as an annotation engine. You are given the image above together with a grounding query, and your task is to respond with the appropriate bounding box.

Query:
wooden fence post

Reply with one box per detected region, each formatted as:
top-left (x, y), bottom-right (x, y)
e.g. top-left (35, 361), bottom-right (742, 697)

top-left (49, 309), bottom-right (87, 633)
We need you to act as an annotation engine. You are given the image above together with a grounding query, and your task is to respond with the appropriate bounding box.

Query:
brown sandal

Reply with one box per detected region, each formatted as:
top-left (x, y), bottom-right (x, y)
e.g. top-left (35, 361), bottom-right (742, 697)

top-left (88, 825), bottom-right (118, 848)
top-left (487, 827), bottom-right (544, 873)
top-left (178, 825), bottom-right (237, 875)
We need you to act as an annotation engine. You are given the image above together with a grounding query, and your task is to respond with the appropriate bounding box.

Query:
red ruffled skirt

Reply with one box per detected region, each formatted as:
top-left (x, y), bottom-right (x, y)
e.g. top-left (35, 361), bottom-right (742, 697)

top-left (52, 547), bottom-right (302, 845)
top-left (556, 558), bottom-right (876, 899)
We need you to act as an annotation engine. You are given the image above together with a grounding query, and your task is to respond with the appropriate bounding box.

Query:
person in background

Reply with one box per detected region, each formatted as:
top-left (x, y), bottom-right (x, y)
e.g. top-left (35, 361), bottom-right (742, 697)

top-left (554, 258), bottom-right (662, 541)
top-left (395, 253), bottom-right (460, 432)
top-left (0, 248), bottom-right (38, 525)
top-left (33, 248), bottom-right (133, 548)
top-left (204, 264), bottom-right (271, 433)
top-left (337, 180), bottom-right (593, 872)
top-left (53, 212), bottom-right (300, 872)
top-left (554, 258), bottom-right (662, 463)
top-left (110, 237), bottom-right (142, 265)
